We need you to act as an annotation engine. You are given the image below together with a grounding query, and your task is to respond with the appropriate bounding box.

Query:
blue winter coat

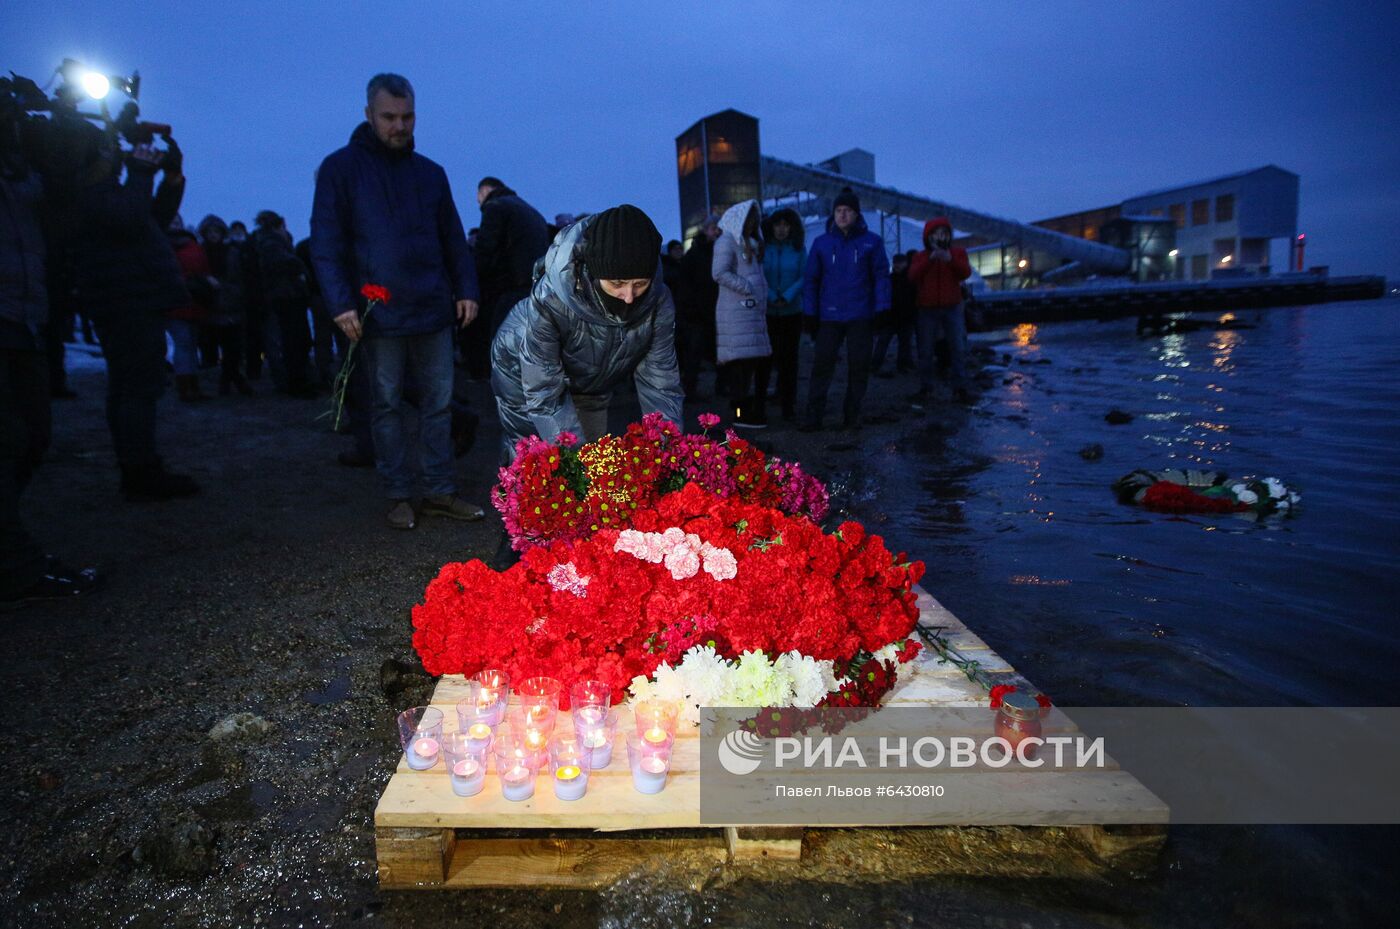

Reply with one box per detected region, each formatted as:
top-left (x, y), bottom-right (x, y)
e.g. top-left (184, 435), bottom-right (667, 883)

top-left (802, 215), bottom-right (891, 322)
top-left (763, 241), bottom-right (805, 317)
top-left (310, 123), bottom-right (478, 337)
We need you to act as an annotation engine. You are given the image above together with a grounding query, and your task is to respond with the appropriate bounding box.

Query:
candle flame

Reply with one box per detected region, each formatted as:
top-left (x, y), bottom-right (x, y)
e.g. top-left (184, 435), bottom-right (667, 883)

top-left (556, 765), bottom-right (581, 781)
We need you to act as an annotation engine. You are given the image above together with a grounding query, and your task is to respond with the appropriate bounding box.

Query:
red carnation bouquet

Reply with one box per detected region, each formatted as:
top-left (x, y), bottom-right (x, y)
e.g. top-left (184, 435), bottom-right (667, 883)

top-left (413, 479), bottom-right (926, 723)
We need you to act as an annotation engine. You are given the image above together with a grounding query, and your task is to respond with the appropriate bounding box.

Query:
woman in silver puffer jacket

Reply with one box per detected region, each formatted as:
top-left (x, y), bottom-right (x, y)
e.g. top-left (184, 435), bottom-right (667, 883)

top-left (490, 205), bottom-right (684, 462)
top-left (711, 199), bottom-right (770, 428)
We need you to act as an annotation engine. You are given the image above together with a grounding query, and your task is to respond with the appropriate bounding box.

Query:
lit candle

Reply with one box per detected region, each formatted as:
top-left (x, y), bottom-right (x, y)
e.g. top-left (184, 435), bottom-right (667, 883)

top-left (449, 757), bottom-right (484, 797)
top-left (582, 728), bottom-right (613, 769)
top-left (631, 752), bottom-right (668, 794)
top-left (407, 735), bottom-right (439, 770)
top-left (643, 727), bottom-right (670, 746)
top-left (553, 763), bottom-right (587, 801)
top-left (500, 763), bottom-right (535, 802)
top-left (524, 728), bottom-right (545, 751)
top-left (468, 722), bottom-right (492, 741)
top-left (575, 705), bottom-right (606, 726)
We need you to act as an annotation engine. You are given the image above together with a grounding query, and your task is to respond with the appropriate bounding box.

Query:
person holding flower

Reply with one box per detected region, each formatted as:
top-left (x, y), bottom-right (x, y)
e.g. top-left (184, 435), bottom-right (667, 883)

top-left (490, 204), bottom-right (683, 461)
top-left (310, 72), bottom-right (483, 530)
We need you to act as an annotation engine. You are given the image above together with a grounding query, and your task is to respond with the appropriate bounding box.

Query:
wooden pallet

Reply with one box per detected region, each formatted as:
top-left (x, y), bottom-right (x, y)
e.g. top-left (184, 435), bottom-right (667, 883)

top-left (374, 585), bottom-right (1168, 889)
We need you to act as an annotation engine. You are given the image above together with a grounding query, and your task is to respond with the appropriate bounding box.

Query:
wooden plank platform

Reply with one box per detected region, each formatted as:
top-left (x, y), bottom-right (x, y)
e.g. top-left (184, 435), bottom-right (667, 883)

top-left (374, 585), bottom-right (1168, 888)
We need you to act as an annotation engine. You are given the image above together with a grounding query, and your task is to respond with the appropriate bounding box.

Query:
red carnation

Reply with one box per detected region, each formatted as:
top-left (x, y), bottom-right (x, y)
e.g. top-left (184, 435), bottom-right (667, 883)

top-left (360, 283), bottom-right (391, 303)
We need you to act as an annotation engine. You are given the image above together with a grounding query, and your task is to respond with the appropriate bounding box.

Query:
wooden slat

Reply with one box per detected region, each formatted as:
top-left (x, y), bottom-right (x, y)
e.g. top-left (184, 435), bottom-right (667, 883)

top-left (379, 834), bottom-right (729, 890)
top-left (725, 826), bottom-right (804, 861)
top-left (376, 827), bottom-right (455, 887)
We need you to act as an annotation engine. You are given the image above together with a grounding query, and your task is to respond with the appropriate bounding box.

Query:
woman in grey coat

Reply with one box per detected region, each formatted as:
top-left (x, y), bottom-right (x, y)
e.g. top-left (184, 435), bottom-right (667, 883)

top-left (711, 199), bottom-right (770, 428)
top-left (490, 205), bottom-right (684, 461)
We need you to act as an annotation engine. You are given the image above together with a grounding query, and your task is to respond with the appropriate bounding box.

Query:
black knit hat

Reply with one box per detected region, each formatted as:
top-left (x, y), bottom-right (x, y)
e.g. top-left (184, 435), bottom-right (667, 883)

top-left (584, 205), bottom-right (662, 280)
top-left (833, 187), bottom-right (861, 213)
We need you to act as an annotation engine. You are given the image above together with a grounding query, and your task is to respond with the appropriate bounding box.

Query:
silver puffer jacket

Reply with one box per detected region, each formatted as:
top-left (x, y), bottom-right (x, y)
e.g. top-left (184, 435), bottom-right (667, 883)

top-left (490, 215), bottom-right (684, 454)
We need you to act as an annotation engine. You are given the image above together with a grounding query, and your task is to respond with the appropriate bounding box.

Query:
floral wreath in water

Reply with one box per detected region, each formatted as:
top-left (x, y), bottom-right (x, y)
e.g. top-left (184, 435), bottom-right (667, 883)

top-left (1113, 468), bottom-right (1300, 517)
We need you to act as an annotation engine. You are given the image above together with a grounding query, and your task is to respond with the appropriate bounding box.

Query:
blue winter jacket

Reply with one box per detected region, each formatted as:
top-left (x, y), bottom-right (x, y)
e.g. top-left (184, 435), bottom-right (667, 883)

top-left (310, 123), bottom-right (478, 337)
top-left (802, 215), bottom-right (891, 322)
top-left (763, 241), bottom-right (805, 317)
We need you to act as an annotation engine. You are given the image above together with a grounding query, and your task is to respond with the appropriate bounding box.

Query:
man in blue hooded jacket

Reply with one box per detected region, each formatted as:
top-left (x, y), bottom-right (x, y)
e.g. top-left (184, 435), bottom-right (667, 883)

top-left (800, 188), bottom-right (891, 430)
top-left (311, 73), bottom-right (482, 530)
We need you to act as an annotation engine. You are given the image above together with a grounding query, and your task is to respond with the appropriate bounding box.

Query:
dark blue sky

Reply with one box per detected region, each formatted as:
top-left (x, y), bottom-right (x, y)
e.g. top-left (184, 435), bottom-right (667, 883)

top-left (9, 1), bottom-right (1399, 277)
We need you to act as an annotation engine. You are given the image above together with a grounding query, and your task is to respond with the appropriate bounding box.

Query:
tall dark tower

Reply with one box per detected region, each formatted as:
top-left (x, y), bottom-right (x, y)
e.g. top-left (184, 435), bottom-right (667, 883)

top-left (675, 109), bottom-right (762, 247)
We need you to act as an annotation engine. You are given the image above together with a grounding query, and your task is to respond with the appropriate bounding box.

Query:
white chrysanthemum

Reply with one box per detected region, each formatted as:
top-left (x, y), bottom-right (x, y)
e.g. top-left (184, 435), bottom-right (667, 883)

top-left (817, 659), bottom-right (841, 694)
top-left (779, 651), bottom-right (830, 708)
top-left (651, 662), bottom-right (688, 705)
top-left (1236, 489), bottom-right (1259, 505)
top-left (871, 642), bottom-right (901, 665)
top-left (678, 645), bottom-right (731, 705)
top-left (1263, 478), bottom-right (1286, 499)
top-left (628, 674), bottom-right (655, 703)
top-left (726, 650), bottom-right (784, 707)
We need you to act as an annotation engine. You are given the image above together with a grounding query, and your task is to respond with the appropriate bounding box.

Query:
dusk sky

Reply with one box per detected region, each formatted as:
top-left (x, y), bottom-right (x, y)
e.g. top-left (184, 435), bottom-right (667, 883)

top-left (9, 1), bottom-right (1399, 278)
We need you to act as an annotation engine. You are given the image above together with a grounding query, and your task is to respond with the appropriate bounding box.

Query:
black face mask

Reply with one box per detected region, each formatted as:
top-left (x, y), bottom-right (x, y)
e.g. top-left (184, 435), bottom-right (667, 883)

top-left (594, 282), bottom-right (635, 319)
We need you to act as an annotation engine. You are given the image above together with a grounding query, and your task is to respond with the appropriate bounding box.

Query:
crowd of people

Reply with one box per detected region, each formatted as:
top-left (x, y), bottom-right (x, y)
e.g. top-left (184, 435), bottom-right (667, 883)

top-left (2, 69), bottom-right (974, 605)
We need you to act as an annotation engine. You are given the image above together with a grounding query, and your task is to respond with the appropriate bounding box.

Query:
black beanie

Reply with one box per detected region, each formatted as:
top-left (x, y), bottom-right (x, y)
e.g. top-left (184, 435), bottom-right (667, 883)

top-left (584, 205), bottom-right (662, 280)
top-left (833, 187), bottom-right (861, 213)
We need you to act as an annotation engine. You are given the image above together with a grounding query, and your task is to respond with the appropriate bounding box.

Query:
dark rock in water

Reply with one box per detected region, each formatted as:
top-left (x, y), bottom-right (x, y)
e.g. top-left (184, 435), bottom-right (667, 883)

top-left (207, 713), bottom-right (273, 742)
top-left (1017, 357), bottom-right (1053, 366)
top-left (1079, 444), bottom-right (1105, 461)
top-left (134, 810), bottom-right (218, 878)
top-left (1105, 409), bottom-right (1134, 425)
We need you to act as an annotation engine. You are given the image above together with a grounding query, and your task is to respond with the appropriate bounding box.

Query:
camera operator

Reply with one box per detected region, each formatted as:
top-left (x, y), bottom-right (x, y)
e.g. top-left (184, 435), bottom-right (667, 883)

top-left (1, 114), bottom-right (102, 604)
top-left (66, 134), bottom-right (201, 500)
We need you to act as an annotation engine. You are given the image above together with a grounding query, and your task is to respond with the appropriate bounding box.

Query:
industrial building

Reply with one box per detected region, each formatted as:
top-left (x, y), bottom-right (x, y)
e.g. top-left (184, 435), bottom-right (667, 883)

top-left (675, 110), bottom-right (1302, 290)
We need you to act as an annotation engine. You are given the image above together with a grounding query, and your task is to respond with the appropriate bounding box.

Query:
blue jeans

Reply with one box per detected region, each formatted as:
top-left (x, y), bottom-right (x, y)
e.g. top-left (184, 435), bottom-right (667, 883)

top-left (166, 319), bottom-right (200, 376)
top-left (916, 303), bottom-right (966, 390)
top-left (363, 327), bottom-right (455, 500)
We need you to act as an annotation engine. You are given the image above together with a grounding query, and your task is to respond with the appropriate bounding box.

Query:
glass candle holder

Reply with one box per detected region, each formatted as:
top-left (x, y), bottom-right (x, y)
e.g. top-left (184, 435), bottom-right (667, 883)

top-left (994, 691), bottom-right (1045, 761)
top-left (493, 728), bottom-right (541, 802)
top-left (575, 707), bottom-right (618, 770)
top-left (518, 676), bottom-right (561, 721)
top-left (570, 679), bottom-right (612, 718)
top-left (442, 730), bottom-right (488, 797)
top-left (633, 698), bottom-right (680, 748)
top-left (506, 704), bottom-right (556, 758)
top-left (397, 706), bottom-right (444, 771)
top-left (626, 731), bottom-right (671, 794)
top-left (471, 669), bottom-right (511, 727)
top-left (548, 735), bottom-right (593, 801)
top-left (455, 683), bottom-right (498, 753)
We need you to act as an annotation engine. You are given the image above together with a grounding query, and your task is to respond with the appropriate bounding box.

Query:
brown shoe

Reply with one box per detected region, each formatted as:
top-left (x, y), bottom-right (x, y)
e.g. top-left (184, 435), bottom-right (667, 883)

top-left (420, 494), bottom-right (485, 521)
top-left (386, 499), bottom-right (416, 530)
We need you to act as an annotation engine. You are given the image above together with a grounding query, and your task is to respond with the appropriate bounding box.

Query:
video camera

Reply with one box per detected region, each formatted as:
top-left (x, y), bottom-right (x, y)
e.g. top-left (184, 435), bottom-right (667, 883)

top-left (1, 58), bottom-right (170, 185)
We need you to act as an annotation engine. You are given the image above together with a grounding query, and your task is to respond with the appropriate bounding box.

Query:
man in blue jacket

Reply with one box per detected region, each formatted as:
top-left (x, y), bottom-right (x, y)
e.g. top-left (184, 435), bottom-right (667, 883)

top-left (800, 188), bottom-right (891, 431)
top-left (311, 73), bottom-right (483, 530)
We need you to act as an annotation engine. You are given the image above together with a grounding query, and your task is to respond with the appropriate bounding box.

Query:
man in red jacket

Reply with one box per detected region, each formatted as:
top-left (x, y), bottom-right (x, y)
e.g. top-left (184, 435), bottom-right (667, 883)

top-left (906, 217), bottom-right (972, 405)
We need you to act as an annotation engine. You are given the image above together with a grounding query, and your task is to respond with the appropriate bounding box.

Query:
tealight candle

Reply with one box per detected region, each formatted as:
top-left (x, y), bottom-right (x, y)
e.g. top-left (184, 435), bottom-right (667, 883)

top-left (468, 722), bottom-right (493, 742)
top-left (582, 727), bottom-right (614, 769)
top-left (643, 726), bottom-right (670, 746)
top-left (553, 763), bottom-right (587, 801)
top-left (627, 732), bottom-right (671, 794)
top-left (631, 753), bottom-right (668, 794)
top-left (397, 706), bottom-right (444, 771)
top-left (500, 763), bottom-right (535, 802)
top-left (472, 670), bottom-right (511, 727)
top-left (449, 757), bottom-right (484, 797)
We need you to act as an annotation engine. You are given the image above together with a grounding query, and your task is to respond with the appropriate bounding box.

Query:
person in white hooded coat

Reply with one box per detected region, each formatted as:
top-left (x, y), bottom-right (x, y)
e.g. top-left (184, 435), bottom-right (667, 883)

top-left (710, 200), bottom-right (771, 427)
